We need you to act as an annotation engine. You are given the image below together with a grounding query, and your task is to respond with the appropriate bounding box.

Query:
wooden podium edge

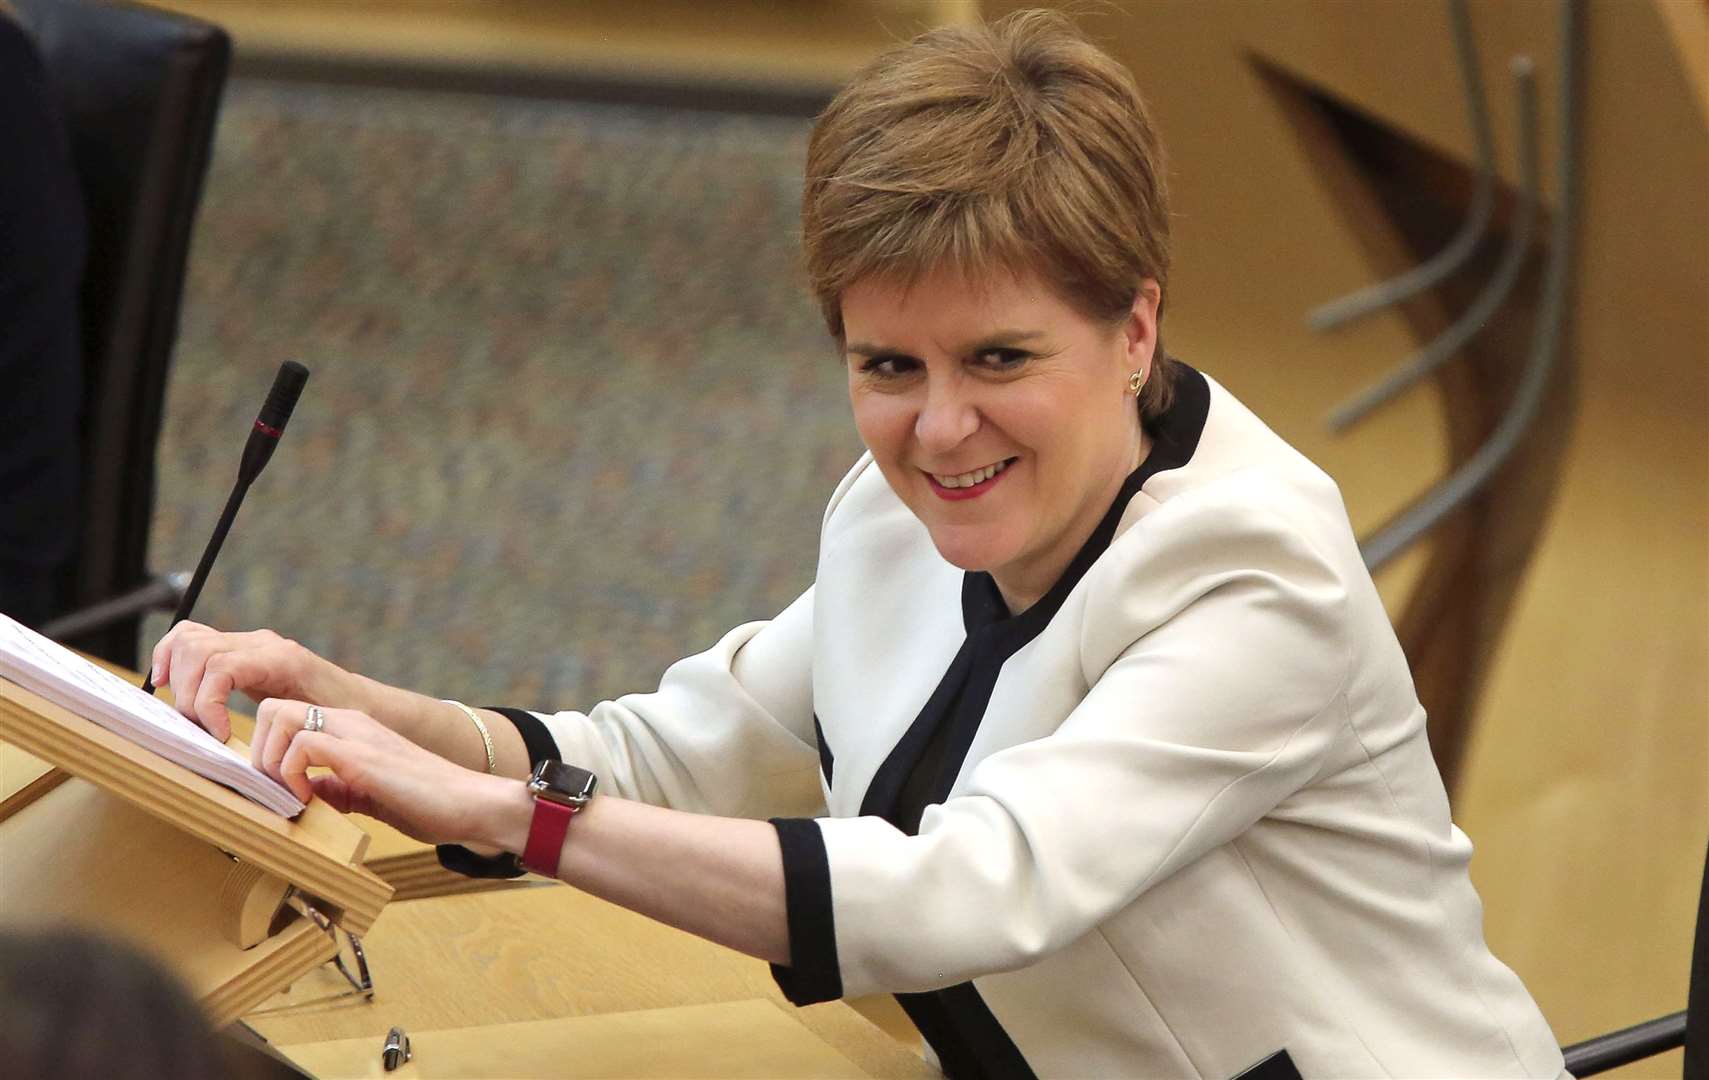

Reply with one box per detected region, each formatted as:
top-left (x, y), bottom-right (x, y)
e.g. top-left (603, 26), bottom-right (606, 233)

top-left (0, 679), bottom-right (392, 935)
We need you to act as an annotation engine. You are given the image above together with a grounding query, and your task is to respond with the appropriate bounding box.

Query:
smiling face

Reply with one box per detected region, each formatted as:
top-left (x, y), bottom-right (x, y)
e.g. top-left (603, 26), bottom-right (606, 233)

top-left (843, 267), bottom-right (1159, 613)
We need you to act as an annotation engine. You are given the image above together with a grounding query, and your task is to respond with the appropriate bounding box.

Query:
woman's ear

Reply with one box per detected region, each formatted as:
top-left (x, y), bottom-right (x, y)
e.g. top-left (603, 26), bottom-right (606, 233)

top-left (1123, 280), bottom-right (1162, 367)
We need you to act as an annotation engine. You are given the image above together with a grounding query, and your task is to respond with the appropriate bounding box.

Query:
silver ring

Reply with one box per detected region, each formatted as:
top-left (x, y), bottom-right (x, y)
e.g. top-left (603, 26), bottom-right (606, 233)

top-left (304, 705), bottom-right (326, 734)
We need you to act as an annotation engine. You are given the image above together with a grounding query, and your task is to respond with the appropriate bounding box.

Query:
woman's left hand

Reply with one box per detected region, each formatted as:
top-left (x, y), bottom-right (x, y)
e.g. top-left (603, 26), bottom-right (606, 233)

top-left (253, 697), bottom-right (514, 847)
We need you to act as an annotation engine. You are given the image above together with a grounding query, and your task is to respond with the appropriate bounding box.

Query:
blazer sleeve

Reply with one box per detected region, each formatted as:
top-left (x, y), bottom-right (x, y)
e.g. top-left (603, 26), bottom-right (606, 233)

top-left (771, 486), bottom-right (1357, 1003)
top-left (502, 585), bottom-right (827, 822)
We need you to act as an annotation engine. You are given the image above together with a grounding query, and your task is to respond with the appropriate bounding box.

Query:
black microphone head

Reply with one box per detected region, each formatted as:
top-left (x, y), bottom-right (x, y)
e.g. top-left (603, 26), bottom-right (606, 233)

top-left (257, 360), bottom-right (310, 435)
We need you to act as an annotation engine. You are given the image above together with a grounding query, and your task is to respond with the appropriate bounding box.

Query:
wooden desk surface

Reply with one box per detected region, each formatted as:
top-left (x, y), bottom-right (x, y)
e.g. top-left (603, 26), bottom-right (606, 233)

top-left (245, 884), bottom-right (935, 1079)
top-left (278, 999), bottom-right (874, 1078)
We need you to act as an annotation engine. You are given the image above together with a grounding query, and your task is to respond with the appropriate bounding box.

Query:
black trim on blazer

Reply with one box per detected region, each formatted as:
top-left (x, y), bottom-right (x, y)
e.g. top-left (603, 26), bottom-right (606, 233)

top-left (436, 705), bottom-right (574, 879)
top-left (768, 816), bottom-right (843, 1005)
top-left (491, 705), bottom-right (562, 769)
top-left (858, 639), bottom-right (977, 822)
top-left (896, 986), bottom-right (1038, 1080)
top-left (1232, 1048), bottom-right (1303, 1080)
top-left (435, 839), bottom-right (528, 879)
top-left (764, 366), bottom-right (1212, 1064)
top-left (812, 712), bottom-right (834, 785)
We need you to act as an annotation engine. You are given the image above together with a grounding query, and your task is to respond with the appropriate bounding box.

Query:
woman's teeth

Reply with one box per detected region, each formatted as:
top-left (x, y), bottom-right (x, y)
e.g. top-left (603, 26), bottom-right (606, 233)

top-left (932, 459), bottom-right (1011, 489)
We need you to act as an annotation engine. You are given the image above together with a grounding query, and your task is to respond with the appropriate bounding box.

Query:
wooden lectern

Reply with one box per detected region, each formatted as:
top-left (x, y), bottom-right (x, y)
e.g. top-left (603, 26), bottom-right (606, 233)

top-left (0, 676), bottom-right (392, 1026)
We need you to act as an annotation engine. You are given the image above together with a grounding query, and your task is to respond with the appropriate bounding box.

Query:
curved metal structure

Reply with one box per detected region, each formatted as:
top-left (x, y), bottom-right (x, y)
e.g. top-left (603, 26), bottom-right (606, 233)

top-left (1328, 57), bottom-right (1538, 433)
top-left (1360, 0), bottom-right (1582, 572)
top-left (1307, 0), bottom-right (1497, 331)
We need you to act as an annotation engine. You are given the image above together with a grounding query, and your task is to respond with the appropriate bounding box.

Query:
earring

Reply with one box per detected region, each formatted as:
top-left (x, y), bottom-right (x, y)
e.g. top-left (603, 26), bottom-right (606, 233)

top-left (1128, 369), bottom-right (1148, 396)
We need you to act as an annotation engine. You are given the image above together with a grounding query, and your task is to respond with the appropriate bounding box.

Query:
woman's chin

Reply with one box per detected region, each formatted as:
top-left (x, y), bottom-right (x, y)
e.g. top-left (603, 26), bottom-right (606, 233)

top-left (926, 528), bottom-right (1016, 576)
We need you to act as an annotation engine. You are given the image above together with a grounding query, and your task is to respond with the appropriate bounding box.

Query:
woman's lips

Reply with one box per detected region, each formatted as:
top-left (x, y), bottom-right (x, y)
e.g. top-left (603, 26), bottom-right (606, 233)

top-left (925, 457), bottom-right (1016, 501)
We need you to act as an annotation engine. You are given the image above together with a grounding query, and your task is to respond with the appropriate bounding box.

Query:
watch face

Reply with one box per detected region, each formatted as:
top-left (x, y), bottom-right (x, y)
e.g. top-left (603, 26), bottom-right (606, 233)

top-left (529, 761), bottom-right (597, 806)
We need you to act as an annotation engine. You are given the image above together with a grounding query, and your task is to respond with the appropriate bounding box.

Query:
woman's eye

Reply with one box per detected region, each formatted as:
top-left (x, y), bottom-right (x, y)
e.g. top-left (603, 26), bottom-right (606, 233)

top-left (860, 355), bottom-right (919, 377)
top-left (975, 348), bottom-right (1030, 371)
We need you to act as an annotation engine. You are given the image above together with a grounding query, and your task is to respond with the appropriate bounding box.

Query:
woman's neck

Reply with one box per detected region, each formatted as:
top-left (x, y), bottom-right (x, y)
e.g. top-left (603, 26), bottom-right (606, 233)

top-left (991, 424), bottom-right (1151, 616)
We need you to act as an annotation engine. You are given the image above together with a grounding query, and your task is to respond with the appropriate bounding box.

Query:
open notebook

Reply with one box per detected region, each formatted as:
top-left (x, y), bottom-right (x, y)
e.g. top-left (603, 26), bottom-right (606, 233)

top-left (0, 613), bottom-right (303, 817)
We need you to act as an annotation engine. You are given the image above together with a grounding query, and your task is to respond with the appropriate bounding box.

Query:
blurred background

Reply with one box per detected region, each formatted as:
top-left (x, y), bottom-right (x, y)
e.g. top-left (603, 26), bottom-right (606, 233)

top-left (4, 0), bottom-right (1704, 1074)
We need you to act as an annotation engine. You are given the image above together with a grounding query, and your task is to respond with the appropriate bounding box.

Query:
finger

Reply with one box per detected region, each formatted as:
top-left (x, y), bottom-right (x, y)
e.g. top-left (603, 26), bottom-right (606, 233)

top-left (259, 699), bottom-right (313, 783)
top-left (149, 619), bottom-right (208, 690)
top-left (252, 697), bottom-right (296, 773)
top-left (200, 645), bottom-right (293, 743)
top-left (166, 627), bottom-right (226, 724)
top-left (279, 729), bottom-right (364, 805)
top-left (191, 661), bottom-right (236, 743)
top-left (249, 696), bottom-right (277, 770)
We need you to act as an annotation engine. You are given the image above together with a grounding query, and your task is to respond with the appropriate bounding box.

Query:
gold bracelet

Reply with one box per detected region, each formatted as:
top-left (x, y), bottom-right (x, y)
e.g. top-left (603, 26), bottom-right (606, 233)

top-left (443, 699), bottom-right (496, 774)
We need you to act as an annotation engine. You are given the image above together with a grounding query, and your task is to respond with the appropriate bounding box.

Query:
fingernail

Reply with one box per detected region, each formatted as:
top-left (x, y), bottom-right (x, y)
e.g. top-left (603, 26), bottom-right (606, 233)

top-left (150, 664), bottom-right (160, 683)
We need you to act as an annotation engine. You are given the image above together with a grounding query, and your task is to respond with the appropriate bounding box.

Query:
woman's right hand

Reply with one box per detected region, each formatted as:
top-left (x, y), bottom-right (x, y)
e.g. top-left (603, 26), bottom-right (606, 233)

top-left (148, 622), bottom-right (356, 743)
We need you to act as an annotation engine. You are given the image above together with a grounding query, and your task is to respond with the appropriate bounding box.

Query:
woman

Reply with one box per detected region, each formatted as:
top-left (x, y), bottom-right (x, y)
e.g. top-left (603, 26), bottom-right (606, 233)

top-left (153, 12), bottom-right (1567, 1077)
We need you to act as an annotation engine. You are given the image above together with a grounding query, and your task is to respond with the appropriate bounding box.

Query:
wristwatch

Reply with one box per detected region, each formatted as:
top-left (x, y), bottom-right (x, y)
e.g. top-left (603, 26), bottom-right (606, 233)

top-left (435, 759), bottom-right (598, 880)
top-left (521, 760), bottom-right (598, 877)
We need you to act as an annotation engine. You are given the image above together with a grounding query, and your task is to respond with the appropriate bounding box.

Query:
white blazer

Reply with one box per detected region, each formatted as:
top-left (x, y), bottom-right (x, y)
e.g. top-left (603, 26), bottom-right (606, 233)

top-left (504, 364), bottom-right (1566, 1078)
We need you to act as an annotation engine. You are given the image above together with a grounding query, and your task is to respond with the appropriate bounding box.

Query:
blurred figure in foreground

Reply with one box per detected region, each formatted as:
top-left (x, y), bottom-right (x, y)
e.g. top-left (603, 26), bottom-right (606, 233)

top-left (0, 928), bottom-right (224, 1080)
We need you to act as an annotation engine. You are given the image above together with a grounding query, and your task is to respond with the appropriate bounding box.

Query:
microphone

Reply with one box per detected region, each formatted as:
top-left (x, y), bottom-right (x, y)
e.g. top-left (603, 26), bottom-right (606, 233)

top-left (240, 359), bottom-right (309, 486)
top-left (141, 361), bottom-right (310, 694)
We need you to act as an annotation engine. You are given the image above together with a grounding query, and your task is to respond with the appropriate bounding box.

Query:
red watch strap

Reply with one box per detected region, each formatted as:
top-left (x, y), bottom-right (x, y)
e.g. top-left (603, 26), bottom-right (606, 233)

top-left (522, 798), bottom-right (579, 877)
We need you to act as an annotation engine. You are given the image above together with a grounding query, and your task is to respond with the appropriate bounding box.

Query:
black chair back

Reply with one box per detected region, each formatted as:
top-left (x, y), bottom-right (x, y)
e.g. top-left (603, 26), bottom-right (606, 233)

top-left (1561, 838), bottom-right (1708, 1075)
top-left (1687, 837), bottom-right (1707, 1078)
top-left (13, 0), bottom-right (230, 667)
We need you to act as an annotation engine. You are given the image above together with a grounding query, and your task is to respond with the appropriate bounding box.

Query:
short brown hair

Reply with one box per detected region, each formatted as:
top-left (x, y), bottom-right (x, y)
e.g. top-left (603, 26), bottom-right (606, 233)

top-left (803, 9), bottom-right (1176, 417)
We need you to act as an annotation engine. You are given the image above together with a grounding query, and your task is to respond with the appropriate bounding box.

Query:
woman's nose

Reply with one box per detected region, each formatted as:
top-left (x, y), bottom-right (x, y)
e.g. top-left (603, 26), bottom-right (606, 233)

top-left (914, 381), bottom-right (979, 454)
